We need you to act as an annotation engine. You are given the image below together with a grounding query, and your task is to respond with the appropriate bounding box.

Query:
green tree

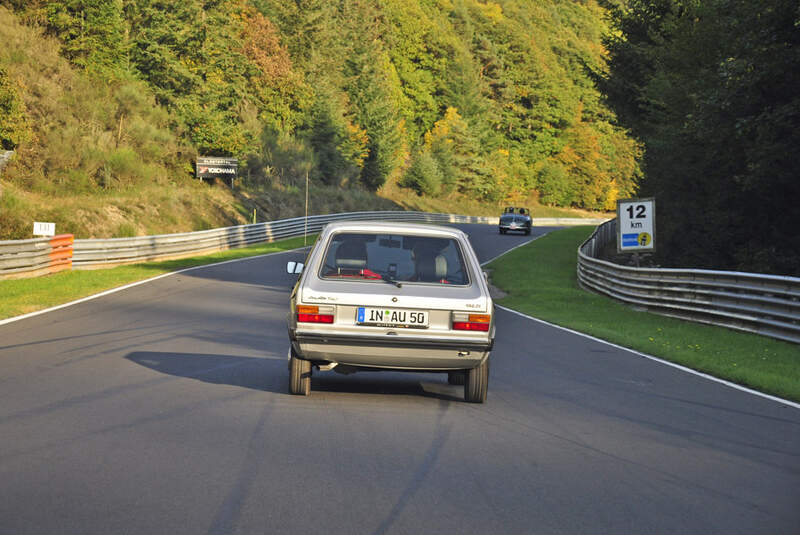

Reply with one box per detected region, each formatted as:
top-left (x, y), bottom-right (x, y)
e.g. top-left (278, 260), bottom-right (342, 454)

top-left (0, 66), bottom-right (32, 150)
top-left (602, 0), bottom-right (800, 273)
top-left (400, 148), bottom-right (443, 196)
top-left (340, 2), bottom-right (404, 190)
top-left (44, 0), bottom-right (128, 76)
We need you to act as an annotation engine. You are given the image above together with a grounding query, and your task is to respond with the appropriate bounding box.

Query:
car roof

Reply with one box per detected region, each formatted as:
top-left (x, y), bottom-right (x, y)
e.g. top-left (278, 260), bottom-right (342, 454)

top-left (321, 220), bottom-right (467, 240)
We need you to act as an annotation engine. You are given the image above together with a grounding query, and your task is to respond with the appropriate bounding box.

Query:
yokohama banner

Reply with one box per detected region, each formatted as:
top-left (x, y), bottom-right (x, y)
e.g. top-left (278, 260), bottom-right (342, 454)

top-left (196, 157), bottom-right (238, 181)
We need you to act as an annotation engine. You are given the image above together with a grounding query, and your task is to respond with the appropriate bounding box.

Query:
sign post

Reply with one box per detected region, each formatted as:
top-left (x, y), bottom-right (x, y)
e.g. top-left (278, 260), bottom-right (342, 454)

top-left (617, 198), bottom-right (656, 264)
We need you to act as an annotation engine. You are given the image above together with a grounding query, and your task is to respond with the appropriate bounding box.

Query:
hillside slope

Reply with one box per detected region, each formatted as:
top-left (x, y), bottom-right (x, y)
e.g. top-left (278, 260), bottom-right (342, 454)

top-left (0, 1), bottom-right (626, 239)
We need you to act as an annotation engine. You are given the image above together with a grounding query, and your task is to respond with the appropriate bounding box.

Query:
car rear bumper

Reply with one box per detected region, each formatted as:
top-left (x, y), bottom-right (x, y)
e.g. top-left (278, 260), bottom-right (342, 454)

top-left (291, 331), bottom-right (492, 370)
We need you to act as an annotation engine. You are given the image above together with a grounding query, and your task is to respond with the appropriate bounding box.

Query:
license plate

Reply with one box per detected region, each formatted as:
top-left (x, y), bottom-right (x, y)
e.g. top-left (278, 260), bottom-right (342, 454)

top-left (356, 307), bottom-right (428, 328)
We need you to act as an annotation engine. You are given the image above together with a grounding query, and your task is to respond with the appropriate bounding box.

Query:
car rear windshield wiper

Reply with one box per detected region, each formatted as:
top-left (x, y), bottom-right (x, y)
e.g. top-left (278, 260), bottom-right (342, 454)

top-left (381, 273), bottom-right (403, 288)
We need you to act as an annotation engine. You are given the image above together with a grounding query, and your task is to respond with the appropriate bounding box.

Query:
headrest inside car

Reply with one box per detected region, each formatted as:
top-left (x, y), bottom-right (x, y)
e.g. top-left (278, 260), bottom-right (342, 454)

top-left (416, 254), bottom-right (447, 282)
top-left (335, 240), bottom-right (367, 269)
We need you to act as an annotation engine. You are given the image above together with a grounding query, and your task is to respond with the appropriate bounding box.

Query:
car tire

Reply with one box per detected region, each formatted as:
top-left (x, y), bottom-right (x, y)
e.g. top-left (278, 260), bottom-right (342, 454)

top-left (464, 357), bottom-right (489, 403)
top-left (289, 351), bottom-right (311, 395)
top-left (525, 228), bottom-right (531, 235)
top-left (499, 229), bottom-right (505, 234)
top-left (447, 371), bottom-right (466, 385)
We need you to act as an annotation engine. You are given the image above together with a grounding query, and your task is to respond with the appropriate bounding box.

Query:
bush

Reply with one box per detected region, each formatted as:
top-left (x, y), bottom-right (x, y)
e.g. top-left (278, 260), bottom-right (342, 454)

top-left (400, 150), bottom-right (443, 196)
top-left (536, 161), bottom-right (574, 206)
top-left (0, 66), bottom-right (32, 150)
top-left (0, 187), bottom-right (32, 238)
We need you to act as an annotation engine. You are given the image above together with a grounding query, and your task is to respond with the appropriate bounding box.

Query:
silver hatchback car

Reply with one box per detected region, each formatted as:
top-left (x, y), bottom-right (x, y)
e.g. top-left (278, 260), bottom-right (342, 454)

top-left (286, 221), bottom-right (495, 402)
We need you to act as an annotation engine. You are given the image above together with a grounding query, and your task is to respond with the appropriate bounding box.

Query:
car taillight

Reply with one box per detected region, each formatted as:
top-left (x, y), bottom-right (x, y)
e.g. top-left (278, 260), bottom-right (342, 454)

top-left (452, 313), bottom-right (491, 332)
top-left (297, 305), bottom-right (334, 324)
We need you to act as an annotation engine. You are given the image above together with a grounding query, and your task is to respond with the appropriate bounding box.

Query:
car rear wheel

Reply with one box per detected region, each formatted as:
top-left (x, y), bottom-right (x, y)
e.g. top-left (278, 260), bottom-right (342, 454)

top-left (464, 357), bottom-right (489, 403)
top-left (289, 350), bottom-right (311, 395)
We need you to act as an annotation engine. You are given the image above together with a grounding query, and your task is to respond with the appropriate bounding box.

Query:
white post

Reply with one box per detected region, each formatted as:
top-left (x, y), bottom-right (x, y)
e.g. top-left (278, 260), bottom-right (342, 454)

top-left (304, 171), bottom-right (309, 246)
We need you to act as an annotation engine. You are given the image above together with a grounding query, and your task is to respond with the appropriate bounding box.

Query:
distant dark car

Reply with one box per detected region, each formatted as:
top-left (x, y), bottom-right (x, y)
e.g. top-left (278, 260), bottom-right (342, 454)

top-left (499, 207), bottom-right (531, 235)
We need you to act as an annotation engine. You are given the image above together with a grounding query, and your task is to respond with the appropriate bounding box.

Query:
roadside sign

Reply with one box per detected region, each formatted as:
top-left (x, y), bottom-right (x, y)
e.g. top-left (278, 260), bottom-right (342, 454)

top-left (617, 198), bottom-right (655, 253)
top-left (33, 221), bottom-right (56, 237)
top-left (196, 157), bottom-right (238, 183)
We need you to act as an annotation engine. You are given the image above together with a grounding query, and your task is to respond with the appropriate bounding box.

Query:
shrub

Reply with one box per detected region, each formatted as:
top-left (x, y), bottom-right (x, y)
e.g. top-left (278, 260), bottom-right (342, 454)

top-left (0, 66), bottom-right (32, 150)
top-left (536, 161), bottom-right (575, 206)
top-left (0, 187), bottom-right (32, 238)
top-left (400, 150), bottom-right (443, 196)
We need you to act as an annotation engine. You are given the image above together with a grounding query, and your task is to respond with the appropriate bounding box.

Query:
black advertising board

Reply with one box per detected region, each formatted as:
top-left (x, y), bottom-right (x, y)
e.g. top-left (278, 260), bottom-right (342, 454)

top-left (196, 157), bottom-right (238, 182)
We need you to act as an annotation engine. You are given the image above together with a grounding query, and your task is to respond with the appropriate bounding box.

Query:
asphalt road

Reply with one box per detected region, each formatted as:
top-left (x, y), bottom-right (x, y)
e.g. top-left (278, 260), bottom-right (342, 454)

top-left (1, 224), bottom-right (798, 535)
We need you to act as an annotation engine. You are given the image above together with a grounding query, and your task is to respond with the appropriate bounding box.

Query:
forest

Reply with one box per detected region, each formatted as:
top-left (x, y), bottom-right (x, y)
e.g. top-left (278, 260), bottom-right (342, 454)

top-left (0, 1), bottom-right (637, 235)
top-left (1, 0), bottom-right (796, 274)
top-left (601, 0), bottom-right (799, 274)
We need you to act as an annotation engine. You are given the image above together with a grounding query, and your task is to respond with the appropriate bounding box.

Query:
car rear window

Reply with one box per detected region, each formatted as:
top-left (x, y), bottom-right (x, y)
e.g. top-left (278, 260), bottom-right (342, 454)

top-left (319, 232), bottom-right (470, 285)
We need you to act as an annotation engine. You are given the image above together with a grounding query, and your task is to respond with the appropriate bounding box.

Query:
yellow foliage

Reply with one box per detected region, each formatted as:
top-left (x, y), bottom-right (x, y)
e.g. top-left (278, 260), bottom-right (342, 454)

top-left (478, 2), bottom-right (504, 23)
top-left (603, 181), bottom-right (619, 211)
top-left (424, 107), bottom-right (463, 147)
top-left (345, 122), bottom-right (369, 167)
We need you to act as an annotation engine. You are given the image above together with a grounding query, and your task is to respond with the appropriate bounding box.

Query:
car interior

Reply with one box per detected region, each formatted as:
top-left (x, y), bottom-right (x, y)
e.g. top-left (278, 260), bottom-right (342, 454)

top-left (321, 233), bottom-right (468, 284)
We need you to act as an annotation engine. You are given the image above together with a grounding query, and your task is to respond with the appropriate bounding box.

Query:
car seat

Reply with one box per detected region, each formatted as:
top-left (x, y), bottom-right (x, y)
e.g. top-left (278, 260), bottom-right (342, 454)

top-left (415, 253), bottom-right (448, 283)
top-left (335, 240), bottom-right (367, 271)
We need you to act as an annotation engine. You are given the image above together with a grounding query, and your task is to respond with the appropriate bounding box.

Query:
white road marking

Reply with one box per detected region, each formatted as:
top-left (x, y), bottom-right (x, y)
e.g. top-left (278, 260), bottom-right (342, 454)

top-left (497, 304), bottom-right (800, 410)
top-left (0, 248), bottom-right (305, 327)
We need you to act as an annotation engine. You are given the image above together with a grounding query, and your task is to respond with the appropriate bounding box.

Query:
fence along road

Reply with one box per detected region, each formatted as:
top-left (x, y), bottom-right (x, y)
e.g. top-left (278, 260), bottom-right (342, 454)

top-left (0, 211), bottom-right (608, 277)
top-left (578, 219), bottom-right (800, 344)
top-left (3, 210), bottom-right (796, 346)
top-left (0, 234), bottom-right (74, 278)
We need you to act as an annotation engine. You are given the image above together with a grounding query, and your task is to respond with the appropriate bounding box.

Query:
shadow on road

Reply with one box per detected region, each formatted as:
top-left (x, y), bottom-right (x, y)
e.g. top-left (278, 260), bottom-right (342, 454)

top-left (126, 350), bottom-right (463, 401)
top-left (311, 373), bottom-right (463, 402)
top-left (126, 351), bottom-right (287, 393)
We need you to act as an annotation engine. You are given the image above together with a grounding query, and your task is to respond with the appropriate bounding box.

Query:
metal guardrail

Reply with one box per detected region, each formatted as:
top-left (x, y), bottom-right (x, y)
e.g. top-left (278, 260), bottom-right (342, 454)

top-left (0, 210), bottom-right (604, 279)
top-left (532, 217), bottom-right (609, 227)
top-left (577, 219), bottom-right (800, 344)
top-left (71, 212), bottom-right (493, 268)
top-left (0, 234), bottom-right (73, 279)
top-left (70, 212), bottom-right (607, 268)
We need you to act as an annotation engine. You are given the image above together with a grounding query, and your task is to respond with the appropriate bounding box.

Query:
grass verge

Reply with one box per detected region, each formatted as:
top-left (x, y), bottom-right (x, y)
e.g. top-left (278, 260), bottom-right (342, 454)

top-left (0, 235), bottom-right (314, 321)
top-left (487, 226), bottom-right (800, 403)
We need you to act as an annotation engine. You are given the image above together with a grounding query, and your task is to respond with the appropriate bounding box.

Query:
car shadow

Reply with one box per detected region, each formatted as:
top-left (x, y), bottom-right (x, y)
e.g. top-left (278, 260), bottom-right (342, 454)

top-left (125, 351), bottom-right (463, 401)
top-left (126, 351), bottom-right (287, 394)
top-left (310, 372), bottom-right (464, 402)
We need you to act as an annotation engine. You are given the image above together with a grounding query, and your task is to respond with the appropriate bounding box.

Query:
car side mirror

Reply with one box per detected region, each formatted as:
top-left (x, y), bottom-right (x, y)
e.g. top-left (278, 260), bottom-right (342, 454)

top-left (483, 271), bottom-right (489, 282)
top-left (287, 261), bottom-right (304, 274)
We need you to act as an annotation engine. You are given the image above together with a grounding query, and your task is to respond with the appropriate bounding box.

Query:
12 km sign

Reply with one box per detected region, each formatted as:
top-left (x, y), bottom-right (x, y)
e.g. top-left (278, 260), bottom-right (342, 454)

top-left (617, 198), bottom-right (655, 253)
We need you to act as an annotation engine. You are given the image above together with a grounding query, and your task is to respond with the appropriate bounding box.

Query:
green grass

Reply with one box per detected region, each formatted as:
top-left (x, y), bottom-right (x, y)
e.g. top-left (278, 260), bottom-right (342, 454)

top-left (0, 235), bottom-right (314, 321)
top-left (487, 227), bottom-right (800, 402)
